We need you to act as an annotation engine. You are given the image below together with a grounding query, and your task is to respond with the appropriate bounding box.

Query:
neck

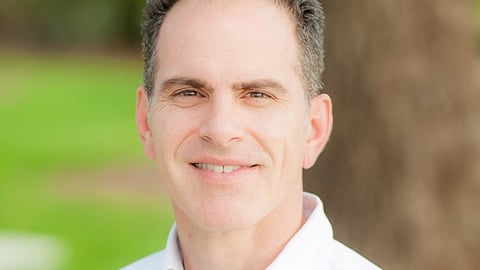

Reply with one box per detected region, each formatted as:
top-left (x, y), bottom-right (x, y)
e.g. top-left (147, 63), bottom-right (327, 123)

top-left (174, 192), bottom-right (306, 270)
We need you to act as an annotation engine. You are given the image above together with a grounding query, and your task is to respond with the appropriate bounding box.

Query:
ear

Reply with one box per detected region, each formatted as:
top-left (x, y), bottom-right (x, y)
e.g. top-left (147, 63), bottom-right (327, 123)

top-left (303, 93), bottom-right (333, 169)
top-left (136, 86), bottom-right (155, 159)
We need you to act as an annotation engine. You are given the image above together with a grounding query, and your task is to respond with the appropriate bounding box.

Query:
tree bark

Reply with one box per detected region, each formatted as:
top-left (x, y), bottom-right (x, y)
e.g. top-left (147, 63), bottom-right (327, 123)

top-left (305, 1), bottom-right (480, 269)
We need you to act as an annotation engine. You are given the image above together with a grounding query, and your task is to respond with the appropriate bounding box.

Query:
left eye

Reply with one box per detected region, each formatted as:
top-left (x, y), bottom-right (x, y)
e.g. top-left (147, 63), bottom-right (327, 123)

top-left (246, 92), bottom-right (270, 99)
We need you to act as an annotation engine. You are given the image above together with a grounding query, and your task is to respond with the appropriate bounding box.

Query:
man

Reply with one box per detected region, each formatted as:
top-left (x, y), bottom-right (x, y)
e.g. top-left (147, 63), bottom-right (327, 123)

top-left (124, 0), bottom-right (381, 269)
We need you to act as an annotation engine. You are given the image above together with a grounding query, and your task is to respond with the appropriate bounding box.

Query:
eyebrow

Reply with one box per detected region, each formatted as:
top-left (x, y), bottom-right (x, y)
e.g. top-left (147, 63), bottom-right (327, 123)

top-left (160, 77), bottom-right (214, 93)
top-left (159, 77), bottom-right (287, 94)
top-left (233, 79), bottom-right (288, 94)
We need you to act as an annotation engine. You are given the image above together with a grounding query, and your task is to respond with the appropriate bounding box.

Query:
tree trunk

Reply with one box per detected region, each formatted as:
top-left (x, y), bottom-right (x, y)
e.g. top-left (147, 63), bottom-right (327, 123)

top-left (304, 1), bottom-right (480, 269)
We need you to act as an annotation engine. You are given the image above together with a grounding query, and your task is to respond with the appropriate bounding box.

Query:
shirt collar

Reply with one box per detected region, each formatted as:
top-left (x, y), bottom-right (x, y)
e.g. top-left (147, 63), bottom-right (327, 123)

top-left (161, 223), bottom-right (184, 270)
top-left (161, 192), bottom-right (335, 270)
top-left (266, 192), bottom-right (335, 269)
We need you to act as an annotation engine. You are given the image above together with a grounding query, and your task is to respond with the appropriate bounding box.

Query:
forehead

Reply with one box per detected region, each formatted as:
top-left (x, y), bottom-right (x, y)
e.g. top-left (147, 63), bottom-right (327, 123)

top-left (155, 0), bottom-right (302, 91)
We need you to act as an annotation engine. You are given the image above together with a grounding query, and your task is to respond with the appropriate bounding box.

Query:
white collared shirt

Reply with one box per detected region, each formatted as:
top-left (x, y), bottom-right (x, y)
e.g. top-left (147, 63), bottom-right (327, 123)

top-left (121, 192), bottom-right (382, 270)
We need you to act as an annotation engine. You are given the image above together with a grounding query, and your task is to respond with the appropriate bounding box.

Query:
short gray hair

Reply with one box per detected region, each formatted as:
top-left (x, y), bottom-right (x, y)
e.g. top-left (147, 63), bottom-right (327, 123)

top-left (141, 0), bottom-right (325, 101)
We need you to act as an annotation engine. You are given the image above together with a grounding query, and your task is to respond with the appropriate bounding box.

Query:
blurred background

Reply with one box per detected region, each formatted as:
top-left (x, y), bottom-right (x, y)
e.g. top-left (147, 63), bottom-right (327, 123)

top-left (0, 0), bottom-right (478, 269)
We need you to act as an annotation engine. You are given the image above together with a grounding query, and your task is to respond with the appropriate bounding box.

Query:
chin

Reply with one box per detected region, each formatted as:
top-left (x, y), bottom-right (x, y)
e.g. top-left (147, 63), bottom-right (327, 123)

top-left (193, 204), bottom-right (266, 232)
top-left (173, 184), bottom-right (271, 232)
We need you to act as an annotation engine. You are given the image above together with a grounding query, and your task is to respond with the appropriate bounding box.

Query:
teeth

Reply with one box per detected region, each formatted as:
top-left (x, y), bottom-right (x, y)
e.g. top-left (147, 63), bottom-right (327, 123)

top-left (223, 166), bottom-right (235, 173)
top-left (213, 165), bottom-right (223, 173)
top-left (194, 163), bottom-right (241, 173)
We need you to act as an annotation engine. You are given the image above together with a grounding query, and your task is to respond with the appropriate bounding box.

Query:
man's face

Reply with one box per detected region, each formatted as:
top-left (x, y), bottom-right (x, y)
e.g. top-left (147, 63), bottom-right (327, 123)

top-left (137, 0), bottom-right (331, 231)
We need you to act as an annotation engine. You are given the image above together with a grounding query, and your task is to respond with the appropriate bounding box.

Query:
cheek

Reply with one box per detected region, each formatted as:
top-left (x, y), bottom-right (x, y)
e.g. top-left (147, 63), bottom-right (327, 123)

top-left (248, 106), bottom-right (307, 163)
top-left (151, 103), bottom-right (202, 137)
top-left (149, 108), bottom-right (198, 162)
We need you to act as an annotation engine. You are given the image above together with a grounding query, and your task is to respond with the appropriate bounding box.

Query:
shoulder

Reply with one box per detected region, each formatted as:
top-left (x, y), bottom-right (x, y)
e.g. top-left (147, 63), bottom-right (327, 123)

top-left (326, 240), bottom-right (382, 270)
top-left (120, 250), bottom-right (165, 270)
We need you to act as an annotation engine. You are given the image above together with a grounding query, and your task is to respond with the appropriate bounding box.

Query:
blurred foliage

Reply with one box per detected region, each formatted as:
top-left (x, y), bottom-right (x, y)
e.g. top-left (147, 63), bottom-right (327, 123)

top-left (1, 0), bottom-right (480, 48)
top-left (0, 0), bottom-right (145, 48)
top-left (0, 50), bottom-right (174, 269)
top-left (0, 1), bottom-right (169, 269)
top-left (0, 50), bottom-right (143, 176)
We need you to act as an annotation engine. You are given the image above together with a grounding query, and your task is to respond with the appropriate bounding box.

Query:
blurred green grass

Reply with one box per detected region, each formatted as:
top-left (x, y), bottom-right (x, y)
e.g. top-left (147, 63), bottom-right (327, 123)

top-left (1, 50), bottom-right (142, 173)
top-left (0, 49), bottom-right (174, 269)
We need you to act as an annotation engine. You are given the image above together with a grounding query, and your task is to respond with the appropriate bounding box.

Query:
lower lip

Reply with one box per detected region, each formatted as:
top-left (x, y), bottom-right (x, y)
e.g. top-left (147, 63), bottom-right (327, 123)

top-left (190, 164), bottom-right (258, 184)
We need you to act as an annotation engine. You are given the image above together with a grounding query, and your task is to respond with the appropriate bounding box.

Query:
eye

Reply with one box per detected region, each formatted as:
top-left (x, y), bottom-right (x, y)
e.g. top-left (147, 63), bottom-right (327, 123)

top-left (241, 90), bottom-right (277, 107)
top-left (245, 91), bottom-right (271, 99)
top-left (168, 88), bottom-right (207, 107)
top-left (173, 89), bottom-right (204, 97)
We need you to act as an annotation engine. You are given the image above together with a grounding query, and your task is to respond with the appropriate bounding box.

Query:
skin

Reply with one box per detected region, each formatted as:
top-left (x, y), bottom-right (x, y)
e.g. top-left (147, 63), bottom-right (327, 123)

top-left (136, 0), bottom-right (333, 269)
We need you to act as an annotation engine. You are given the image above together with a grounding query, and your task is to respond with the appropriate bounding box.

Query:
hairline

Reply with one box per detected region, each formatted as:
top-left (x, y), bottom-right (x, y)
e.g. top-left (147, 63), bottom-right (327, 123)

top-left (143, 0), bottom-right (324, 106)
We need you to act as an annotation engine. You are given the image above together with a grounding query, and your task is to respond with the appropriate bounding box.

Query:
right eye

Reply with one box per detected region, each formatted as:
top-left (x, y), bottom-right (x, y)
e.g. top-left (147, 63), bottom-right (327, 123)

top-left (169, 88), bottom-right (207, 107)
top-left (173, 89), bottom-right (203, 97)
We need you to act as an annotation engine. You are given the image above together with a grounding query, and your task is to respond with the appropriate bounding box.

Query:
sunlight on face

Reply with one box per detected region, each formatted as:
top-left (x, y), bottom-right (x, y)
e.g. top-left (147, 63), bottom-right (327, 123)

top-left (145, 0), bottom-right (311, 231)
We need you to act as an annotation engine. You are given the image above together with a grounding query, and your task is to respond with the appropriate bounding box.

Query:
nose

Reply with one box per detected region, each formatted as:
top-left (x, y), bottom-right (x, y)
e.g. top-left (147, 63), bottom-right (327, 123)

top-left (199, 95), bottom-right (244, 147)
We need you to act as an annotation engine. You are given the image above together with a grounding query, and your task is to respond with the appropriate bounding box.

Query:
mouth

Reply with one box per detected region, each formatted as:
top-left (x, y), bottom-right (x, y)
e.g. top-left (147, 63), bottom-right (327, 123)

top-left (191, 163), bottom-right (257, 173)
